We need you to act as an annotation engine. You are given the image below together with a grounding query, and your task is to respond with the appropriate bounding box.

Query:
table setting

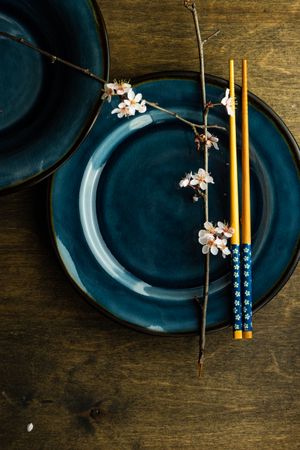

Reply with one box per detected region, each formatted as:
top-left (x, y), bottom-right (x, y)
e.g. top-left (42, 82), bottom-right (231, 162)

top-left (0, 0), bottom-right (299, 448)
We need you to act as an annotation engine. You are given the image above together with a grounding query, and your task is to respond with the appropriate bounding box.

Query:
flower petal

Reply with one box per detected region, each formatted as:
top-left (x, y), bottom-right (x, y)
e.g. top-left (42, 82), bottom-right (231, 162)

top-left (211, 246), bottom-right (218, 255)
top-left (127, 89), bottom-right (134, 100)
top-left (204, 221), bottom-right (213, 231)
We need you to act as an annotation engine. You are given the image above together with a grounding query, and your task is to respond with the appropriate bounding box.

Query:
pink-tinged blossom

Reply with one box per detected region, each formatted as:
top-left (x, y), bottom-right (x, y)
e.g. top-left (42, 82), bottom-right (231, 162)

top-left (115, 81), bottom-right (131, 95)
top-left (221, 88), bottom-right (234, 116)
top-left (206, 132), bottom-right (219, 150)
top-left (179, 172), bottom-right (192, 188)
top-left (198, 221), bottom-right (232, 257)
top-left (202, 236), bottom-right (219, 256)
top-left (204, 221), bottom-right (217, 235)
top-left (216, 221), bottom-right (234, 238)
top-left (190, 169), bottom-right (214, 190)
top-left (216, 237), bottom-right (231, 258)
top-left (198, 229), bottom-right (214, 245)
top-left (101, 82), bottom-right (116, 102)
top-left (137, 99), bottom-right (147, 113)
top-left (111, 102), bottom-right (133, 118)
top-left (124, 89), bottom-right (146, 114)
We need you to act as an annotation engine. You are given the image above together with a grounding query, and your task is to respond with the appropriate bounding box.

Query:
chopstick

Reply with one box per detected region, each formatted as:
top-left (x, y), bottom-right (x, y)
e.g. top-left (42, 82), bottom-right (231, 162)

top-left (229, 59), bottom-right (243, 339)
top-left (241, 59), bottom-right (253, 339)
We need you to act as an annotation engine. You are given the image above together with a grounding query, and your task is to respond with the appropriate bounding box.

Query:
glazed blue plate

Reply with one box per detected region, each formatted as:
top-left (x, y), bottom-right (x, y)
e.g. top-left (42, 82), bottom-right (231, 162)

top-left (0, 0), bottom-right (109, 193)
top-left (50, 72), bottom-right (300, 334)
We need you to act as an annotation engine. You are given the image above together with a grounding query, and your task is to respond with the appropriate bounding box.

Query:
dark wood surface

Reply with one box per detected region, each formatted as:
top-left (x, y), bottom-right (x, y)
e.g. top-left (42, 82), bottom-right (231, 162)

top-left (0, 1), bottom-right (299, 448)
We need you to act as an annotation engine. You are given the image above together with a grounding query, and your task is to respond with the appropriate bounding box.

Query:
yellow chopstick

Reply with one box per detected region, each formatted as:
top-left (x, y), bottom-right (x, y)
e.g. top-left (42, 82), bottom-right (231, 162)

top-left (229, 60), bottom-right (240, 244)
top-left (241, 59), bottom-right (253, 339)
top-left (229, 59), bottom-right (242, 340)
top-left (242, 60), bottom-right (251, 244)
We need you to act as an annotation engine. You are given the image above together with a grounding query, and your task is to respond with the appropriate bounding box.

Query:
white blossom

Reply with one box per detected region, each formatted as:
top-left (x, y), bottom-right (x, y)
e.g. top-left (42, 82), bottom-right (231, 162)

top-left (206, 132), bottom-right (219, 150)
top-left (115, 80), bottom-right (131, 95)
top-left (179, 172), bottom-right (192, 188)
top-left (204, 221), bottom-right (217, 235)
top-left (137, 99), bottom-right (147, 113)
top-left (202, 236), bottom-right (219, 256)
top-left (215, 237), bottom-right (231, 258)
top-left (124, 89), bottom-right (146, 114)
top-left (198, 230), bottom-right (214, 245)
top-left (101, 82), bottom-right (117, 102)
top-left (216, 221), bottom-right (234, 238)
top-left (111, 102), bottom-right (134, 118)
top-left (190, 168), bottom-right (214, 191)
top-left (221, 88), bottom-right (234, 116)
top-left (198, 221), bottom-right (232, 258)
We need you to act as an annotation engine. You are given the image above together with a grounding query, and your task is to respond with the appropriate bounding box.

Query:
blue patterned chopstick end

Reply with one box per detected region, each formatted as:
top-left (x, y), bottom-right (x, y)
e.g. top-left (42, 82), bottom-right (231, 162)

top-left (242, 243), bottom-right (253, 332)
top-left (231, 244), bottom-right (242, 333)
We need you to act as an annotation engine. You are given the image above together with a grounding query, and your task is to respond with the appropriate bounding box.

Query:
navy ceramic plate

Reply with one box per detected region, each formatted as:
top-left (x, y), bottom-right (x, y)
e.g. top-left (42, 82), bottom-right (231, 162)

top-left (0, 0), bottom-right (108, 193)
top-left (50, 72), bottom-right (300, 334)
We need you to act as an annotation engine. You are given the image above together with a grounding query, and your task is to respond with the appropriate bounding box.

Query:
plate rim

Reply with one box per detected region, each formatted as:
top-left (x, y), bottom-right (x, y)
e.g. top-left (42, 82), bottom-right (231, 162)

top-left (0, 0), bottom-right (110, 195)
top-left (48, 70), bottom-right (300, 336)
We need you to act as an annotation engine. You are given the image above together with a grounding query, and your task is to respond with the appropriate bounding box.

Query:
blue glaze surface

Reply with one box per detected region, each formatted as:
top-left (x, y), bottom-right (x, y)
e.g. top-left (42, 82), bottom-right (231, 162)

top-left (0, 0), bottom-right (108, 192)
top-left (50, 73), bottom-right (300, 334)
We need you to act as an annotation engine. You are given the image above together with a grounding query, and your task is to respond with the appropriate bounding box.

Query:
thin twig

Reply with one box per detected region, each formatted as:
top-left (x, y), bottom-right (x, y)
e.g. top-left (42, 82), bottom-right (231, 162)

top-left (0, 31), bottom-right (107, 84)
top-left (145, 101), bottom-right (225, 131)
top-left (184, 0), bottom-right (211, 377)
top-left (0, 31), bottom-right (226, 137)
top-left (203, 30), bottom-right (220, 45)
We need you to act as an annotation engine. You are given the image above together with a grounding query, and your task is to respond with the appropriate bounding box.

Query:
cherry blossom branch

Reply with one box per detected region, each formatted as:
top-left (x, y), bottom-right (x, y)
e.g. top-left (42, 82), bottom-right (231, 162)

top-left (184, 0), bottom-right (213, 377)
top-left (145, 101), bottom-right (225, 132)
top-left (1, 31), bottom-right (226, 137)
top-left (0, 31), bottom-right (107, 84)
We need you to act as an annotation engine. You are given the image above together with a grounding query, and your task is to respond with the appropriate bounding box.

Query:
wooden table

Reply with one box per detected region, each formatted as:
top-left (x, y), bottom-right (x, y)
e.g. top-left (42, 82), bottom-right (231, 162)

top-left (1, 1), bottom-right (299, 448)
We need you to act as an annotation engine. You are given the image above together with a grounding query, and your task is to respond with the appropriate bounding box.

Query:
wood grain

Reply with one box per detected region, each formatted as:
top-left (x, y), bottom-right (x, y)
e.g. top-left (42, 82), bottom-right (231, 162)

top-left (0, 1), bottom-right (299, 449)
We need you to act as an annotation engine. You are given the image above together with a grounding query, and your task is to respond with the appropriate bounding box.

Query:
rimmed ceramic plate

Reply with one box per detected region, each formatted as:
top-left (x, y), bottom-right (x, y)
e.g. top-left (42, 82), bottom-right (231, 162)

top-left (0, 0), bottom-right (109, 193)
top-left (49, 72), bottom-right (300, 334)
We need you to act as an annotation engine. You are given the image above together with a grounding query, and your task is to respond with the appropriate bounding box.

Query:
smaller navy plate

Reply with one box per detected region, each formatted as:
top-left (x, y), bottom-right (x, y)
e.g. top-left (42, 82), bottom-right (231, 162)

top-left (50, 72), bottom-right (300, 334)
top-left (0, 0), bottom-right (108, 193)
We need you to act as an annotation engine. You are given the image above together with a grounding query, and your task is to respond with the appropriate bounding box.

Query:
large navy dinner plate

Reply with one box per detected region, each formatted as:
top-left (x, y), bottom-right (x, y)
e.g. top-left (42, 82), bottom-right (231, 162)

top-left (49, 72), bottom-right (300, 334)
top-left (0, 0), bottom-right (108, 193)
